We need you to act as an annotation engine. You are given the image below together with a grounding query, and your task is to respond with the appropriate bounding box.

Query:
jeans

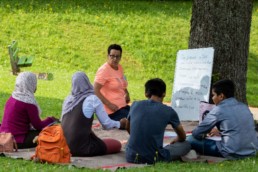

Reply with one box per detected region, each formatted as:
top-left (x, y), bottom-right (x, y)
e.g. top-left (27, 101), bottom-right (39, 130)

top-left (187, 135), bottom-right (223, 157)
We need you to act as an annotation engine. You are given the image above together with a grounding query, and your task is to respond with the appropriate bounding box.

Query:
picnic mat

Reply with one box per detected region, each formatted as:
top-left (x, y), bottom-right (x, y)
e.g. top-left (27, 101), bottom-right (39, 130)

top-left (2, 121), bottom-right (226, 171)
top-left (2, 149), bottom-right (146, 171)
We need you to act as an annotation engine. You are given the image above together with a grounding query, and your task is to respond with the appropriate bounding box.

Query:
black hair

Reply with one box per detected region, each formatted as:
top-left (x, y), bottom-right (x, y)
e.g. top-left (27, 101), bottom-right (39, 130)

top-left (107, 44), bottom-right (122, 54)
top-left (212, 79), bottom-right (235, 98)
top-left (145, 78), bottom-right (166, 98)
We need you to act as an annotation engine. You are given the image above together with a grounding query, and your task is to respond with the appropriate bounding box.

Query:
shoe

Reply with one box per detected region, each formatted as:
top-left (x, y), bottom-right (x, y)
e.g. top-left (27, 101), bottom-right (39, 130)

top-left (182, 149), bottom-right (198, 160)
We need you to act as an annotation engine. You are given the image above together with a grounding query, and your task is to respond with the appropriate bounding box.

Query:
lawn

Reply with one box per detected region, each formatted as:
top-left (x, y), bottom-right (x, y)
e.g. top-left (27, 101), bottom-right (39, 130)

top-left (0, 0), bottom-right (257, 171)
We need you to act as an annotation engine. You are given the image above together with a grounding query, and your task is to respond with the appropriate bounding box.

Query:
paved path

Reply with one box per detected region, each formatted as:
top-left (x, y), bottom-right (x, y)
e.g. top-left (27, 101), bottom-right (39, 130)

top-left (250, 107), bottom-right (258, 120)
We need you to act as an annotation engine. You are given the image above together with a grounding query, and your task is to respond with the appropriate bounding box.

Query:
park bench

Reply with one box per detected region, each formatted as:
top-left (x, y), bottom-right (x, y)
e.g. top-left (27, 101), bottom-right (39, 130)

top-left (8, 40), bottom-right (34, 75)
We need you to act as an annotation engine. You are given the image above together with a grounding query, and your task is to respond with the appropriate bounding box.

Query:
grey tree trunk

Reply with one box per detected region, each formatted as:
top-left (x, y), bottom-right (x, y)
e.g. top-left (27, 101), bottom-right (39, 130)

top-left (189, 0), bottom-right (253, 103)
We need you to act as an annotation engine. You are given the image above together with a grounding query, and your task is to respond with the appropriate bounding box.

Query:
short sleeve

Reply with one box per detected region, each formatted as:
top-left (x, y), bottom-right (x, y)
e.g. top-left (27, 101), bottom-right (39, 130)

top-left (94, 66), bottom-right (107, 85)
top-left (169, 108), bottom-right (181, 129)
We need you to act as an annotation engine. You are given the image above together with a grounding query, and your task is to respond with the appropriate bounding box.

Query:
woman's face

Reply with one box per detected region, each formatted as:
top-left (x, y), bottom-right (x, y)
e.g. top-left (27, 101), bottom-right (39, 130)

top-left (211, 89), bottom-right (224, 105)
top-left (107, 49), bottom-right (121, 70)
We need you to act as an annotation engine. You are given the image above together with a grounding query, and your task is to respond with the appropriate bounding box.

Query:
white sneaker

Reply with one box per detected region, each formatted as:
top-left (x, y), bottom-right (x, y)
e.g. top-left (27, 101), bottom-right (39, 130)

top-left (182, 149), bottom-right (198, 160)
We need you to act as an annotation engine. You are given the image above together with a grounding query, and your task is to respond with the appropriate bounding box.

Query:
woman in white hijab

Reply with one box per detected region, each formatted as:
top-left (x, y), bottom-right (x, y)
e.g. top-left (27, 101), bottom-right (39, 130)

top-left (61, 71), bottom-right (126, 156)
top-left (0, 72), bottom-right (58, 148)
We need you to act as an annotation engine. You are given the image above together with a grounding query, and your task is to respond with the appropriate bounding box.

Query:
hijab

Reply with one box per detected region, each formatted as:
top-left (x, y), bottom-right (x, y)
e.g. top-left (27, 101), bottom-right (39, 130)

top-left (12, 72), bottom-right (42, 115)
top-left (61, 71), bottom-right (94, 119)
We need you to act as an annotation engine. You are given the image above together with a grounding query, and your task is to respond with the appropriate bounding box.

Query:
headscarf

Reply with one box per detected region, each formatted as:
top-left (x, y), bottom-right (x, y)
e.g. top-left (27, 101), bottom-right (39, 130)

top-left (12, 72), bottom-right (42, 115)
top-left (61, 71), bottom-right (94, 119)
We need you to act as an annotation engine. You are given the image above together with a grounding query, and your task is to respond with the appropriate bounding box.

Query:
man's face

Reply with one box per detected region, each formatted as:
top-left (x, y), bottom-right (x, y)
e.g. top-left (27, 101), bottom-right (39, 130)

top-left (107, 49), bottom-right (121, 69)
top-left (211, 89), bottom-right (224, 105)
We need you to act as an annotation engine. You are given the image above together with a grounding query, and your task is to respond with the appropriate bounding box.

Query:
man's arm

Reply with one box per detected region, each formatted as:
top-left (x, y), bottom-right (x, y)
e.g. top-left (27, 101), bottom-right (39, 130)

top-left (192, 114), bottom-right (217, 139)
top-left (171, 124), bottom-right (186, 143)
top-left (94, 82), bottom-right (118, 112)
top-left (125, 89), bottom-right (130, 104)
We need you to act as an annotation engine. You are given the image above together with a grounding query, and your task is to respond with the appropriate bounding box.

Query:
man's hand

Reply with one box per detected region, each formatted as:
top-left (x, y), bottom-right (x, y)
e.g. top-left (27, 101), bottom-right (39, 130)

top-left (170, 137), bottom-right (179, 144)
top-left (125, 119), bottom-right (130, 134)
top-left (207, 127), bottom-right (220, 137)
top-left (119, 118), bottom-right (127, 129)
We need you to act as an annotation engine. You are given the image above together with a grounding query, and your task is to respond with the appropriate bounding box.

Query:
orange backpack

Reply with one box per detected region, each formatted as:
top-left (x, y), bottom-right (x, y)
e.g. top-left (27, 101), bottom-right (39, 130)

top-left (31, 124), bottom-right (71, 164)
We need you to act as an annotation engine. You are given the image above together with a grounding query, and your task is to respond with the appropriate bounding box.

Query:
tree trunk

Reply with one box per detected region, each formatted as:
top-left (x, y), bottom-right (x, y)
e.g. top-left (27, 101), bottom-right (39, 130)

top-left (189, 0), bottom-right (253, 103)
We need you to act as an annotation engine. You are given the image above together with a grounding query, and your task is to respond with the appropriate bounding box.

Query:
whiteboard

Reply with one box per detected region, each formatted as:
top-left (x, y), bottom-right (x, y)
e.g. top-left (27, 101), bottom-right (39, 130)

top-left (171, 47), bottom-right (214, 121)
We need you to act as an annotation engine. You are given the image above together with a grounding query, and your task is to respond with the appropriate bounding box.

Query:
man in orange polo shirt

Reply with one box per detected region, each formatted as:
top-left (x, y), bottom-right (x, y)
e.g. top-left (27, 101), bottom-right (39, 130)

top-left (94, 44), bottom-right (130, 121)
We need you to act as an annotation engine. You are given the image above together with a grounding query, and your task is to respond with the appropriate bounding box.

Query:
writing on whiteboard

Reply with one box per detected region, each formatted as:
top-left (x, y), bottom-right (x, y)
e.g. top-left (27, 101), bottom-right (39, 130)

top-left (171, 47), bottom-right (214, 121)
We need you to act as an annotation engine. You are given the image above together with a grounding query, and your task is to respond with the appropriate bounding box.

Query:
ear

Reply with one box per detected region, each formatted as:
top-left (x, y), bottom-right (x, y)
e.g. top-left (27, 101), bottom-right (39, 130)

top-left (219, 93), bottom-right (226, 100)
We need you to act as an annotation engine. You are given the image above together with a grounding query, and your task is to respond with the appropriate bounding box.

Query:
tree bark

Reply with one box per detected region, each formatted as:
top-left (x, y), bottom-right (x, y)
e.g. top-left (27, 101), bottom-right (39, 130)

top-left (189, 0), bottom-right (253, 103)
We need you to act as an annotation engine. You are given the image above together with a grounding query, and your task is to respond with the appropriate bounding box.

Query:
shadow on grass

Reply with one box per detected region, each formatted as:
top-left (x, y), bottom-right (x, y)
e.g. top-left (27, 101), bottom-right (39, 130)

top-left (0, 0), bottom-right (192, 19)
top-left (0, 92), bottom-right (63, 119)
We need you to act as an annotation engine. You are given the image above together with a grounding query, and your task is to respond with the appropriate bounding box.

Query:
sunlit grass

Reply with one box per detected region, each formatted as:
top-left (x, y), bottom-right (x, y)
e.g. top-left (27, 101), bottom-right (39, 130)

top-left (0, 0), bottom-right (258, 171)
top-left (0, 0), bottom-right (192, 106)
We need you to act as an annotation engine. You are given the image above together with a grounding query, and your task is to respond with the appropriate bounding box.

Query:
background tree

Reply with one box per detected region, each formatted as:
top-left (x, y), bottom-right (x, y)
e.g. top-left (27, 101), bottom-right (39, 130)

top-left (189, 0), bottom-right (253, 103)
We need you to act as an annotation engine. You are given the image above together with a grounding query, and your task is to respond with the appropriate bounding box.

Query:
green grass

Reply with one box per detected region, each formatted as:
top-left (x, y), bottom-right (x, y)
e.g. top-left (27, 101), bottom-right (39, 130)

top-left (0, 0), bottom-right (194, 118)
top-left (247, 2), bottom-right (258, 106)
top-left (0, 154), bottom-right (257, 172)
top-left (0, 0), bottom-right (258, 171)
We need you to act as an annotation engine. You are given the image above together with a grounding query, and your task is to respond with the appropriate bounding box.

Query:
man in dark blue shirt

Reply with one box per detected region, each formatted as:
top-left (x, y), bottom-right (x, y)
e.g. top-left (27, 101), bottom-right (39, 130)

top-left (125, 78), bottom-right (191, 164)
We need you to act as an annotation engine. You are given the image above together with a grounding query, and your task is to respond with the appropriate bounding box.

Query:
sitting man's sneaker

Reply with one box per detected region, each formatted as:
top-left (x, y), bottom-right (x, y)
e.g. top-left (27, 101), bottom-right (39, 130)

top-left (181, 149), bottom-right (198, 160)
